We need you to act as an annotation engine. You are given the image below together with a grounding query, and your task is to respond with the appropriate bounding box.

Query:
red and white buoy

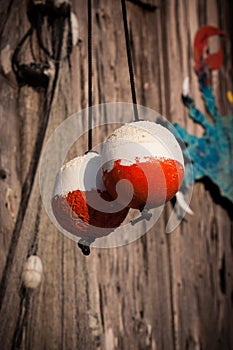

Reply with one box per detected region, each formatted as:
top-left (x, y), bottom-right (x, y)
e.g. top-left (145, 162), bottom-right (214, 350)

top-left (102, 121), bottom-right (184, 209)
top-left (52, 152), bottom-right (129, 239)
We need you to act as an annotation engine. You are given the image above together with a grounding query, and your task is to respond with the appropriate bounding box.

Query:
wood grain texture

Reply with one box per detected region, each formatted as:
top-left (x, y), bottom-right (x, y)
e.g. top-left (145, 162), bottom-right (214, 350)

top-left (0, 0), bottom-right (232, 349)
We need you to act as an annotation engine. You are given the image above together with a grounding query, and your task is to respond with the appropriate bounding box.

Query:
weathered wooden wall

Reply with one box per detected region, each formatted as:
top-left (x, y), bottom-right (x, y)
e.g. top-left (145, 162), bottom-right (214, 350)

top-left (0, 0), bottom-right (232, 349)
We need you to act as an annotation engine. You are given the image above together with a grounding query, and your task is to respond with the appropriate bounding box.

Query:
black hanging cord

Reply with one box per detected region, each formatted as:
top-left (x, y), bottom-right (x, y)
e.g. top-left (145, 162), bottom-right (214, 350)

top-left (77, 0), bottom-right (94, 255)
top-left (12, 27), bottom-right (34, 75)
top-left (121, 0), bottom-right (139, 121)
top-left (88, 0), bottom-right (93, 151)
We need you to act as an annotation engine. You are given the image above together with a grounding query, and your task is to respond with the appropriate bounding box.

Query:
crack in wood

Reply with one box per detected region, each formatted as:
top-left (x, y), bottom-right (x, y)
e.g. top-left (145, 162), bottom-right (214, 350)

top-left (0, 168), bottom-right (7, 180)
top-left (98, 285), bottom-right (105, 329)
top-left (0, 0), bottom-right (15, 41)
top-left (126, 0), bottom-right (157, 11)
top-left (61, 236), bottom-right (65, 349)
top-left (219, 254), bottom-right (226, 294)
top-left (167, 235), bottom-right (177, 350)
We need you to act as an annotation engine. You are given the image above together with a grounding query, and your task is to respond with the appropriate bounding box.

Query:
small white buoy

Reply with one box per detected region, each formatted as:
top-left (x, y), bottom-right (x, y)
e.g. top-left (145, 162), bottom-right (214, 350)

top-left (52, 152), bottom-right (129, 239)
top-left (23, 255), bottom-right (43, 289)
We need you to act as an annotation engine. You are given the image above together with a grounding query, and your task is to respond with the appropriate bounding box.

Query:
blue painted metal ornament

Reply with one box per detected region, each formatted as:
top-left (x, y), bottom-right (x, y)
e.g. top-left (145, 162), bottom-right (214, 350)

top-left (174, 74), bottom-right (233, 204)
top-left (173, 26), bottom-right (233, 206)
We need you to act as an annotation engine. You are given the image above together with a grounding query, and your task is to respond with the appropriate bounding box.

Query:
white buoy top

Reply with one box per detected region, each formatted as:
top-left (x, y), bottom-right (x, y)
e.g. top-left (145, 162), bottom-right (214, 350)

top-left (102, 121), bottom-right (184, 171)
top-left (53, 152), bottom-right (106, 197)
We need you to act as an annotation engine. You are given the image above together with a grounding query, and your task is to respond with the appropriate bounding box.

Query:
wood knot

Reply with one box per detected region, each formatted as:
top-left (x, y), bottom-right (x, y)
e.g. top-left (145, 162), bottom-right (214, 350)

top-left (0, 168), bottom-right (7, 180)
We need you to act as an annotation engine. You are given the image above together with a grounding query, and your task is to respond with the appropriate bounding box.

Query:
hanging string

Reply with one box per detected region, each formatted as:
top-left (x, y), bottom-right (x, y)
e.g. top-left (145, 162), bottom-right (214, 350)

top-left (88, 0), bottom-right (93, 151)
top-left (11, 288), bottom-right (31, 349)
top-left (121, 0), bottom-right (139, 121)
top-left (77, 0), bottom-right (95, 255)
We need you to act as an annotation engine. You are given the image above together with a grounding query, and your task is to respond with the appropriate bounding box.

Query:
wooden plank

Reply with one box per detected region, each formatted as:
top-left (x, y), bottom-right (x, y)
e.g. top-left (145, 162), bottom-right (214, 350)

top-left (0, 0), bottom-right (232, 349)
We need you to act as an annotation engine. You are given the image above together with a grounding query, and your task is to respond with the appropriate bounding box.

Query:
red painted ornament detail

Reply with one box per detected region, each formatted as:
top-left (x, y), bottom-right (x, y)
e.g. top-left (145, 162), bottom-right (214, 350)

top-left (194, 25), bottom-right (225, 72)
top-left (103, 157), bottom-right (184, 209)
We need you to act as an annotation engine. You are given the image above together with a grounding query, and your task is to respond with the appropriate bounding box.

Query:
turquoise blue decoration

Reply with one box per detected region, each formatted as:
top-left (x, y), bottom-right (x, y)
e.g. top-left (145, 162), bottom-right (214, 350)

top-left (173, 72), bottom-right (233, 204)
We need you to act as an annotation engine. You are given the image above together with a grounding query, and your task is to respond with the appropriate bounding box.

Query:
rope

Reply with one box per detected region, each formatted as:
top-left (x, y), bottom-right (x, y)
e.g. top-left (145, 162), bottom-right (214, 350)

top-left (11, 289), bottom-right (31, 349)
top-left (88, 0), bottom-right (93, 151)
top-left (121, 0), bottom-right (139, 121)
top-left (0, 15), bottom-right (65, 312)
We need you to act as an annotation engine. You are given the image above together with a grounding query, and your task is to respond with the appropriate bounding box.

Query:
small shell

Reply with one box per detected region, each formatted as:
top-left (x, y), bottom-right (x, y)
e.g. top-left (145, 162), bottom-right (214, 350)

top-left (22, 255), bottom-right (43, 289)
top-left (182, 77), bottom-right (190, 97)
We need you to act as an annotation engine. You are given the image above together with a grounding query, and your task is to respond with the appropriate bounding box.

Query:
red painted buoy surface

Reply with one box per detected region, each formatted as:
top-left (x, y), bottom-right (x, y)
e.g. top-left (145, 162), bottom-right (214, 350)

top-left (52, 152), bottom-right (129, 239)
top-left (102, 121), bottom-right (184, 209)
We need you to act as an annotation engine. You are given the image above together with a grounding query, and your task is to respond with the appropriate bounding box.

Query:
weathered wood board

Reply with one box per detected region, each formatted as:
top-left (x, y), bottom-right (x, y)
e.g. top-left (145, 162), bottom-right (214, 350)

top-left (0, 0), bottom-right (232, 349)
